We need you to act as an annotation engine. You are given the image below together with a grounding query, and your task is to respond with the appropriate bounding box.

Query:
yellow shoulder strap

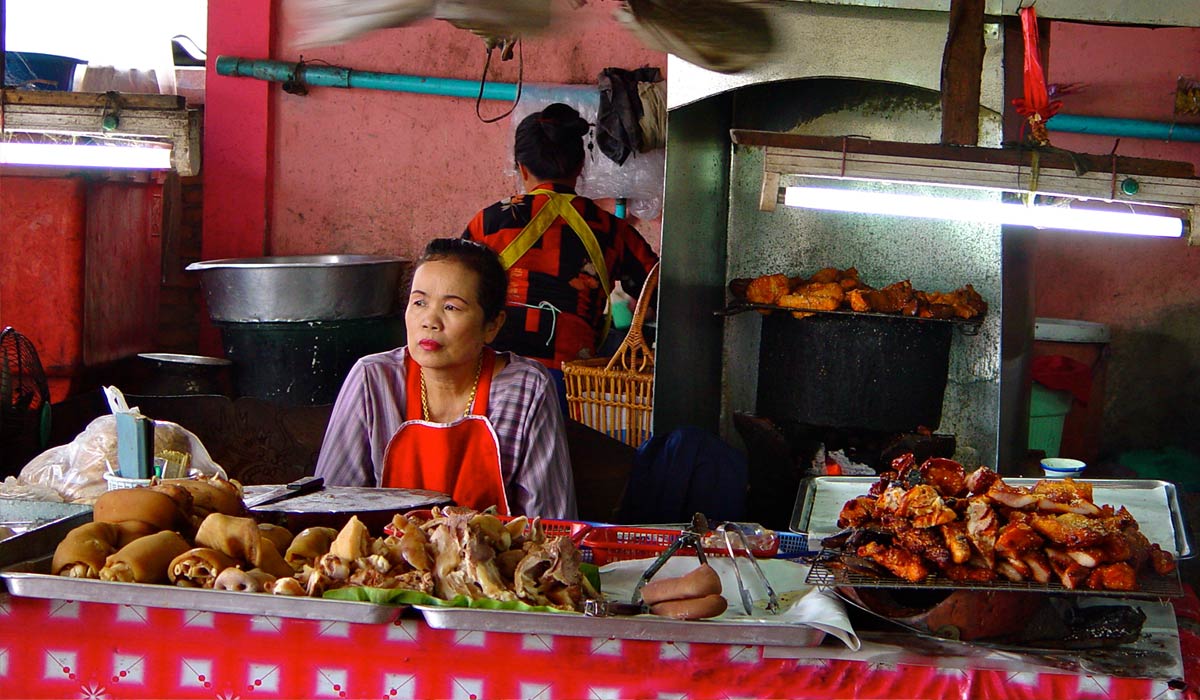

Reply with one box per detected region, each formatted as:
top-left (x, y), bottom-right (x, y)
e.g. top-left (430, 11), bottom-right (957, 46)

top-left (497, 189), bottom-right (613, 340)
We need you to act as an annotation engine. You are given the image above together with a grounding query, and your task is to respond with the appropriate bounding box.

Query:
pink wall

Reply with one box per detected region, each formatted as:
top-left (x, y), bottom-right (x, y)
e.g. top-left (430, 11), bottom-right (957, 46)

top-left (1038, 22), bottom-right (1200, 455)
top-left (266, 4), bottom-right (666, 260)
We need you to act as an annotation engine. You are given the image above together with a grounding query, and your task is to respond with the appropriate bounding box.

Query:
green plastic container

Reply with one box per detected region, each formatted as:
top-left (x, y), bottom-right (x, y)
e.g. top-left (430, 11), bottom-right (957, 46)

top-left (1028, 382), bottom-right (1073, 457)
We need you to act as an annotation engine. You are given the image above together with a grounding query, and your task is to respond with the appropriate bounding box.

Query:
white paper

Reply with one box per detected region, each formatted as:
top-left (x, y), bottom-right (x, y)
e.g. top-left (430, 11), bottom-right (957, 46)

top-left (599, 556), bottom-right (861, 650)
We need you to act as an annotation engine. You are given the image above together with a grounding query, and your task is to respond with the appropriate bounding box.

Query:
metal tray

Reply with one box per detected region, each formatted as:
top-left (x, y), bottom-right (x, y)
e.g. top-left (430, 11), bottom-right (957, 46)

top-left (0, 501), bottom-right (93, 571)
top-left (415, 605), bottom-right (827, 647)
top-left (791, 476), bottom-right (1194, 558)
top-left (1, 556), bottom-right (400, 624)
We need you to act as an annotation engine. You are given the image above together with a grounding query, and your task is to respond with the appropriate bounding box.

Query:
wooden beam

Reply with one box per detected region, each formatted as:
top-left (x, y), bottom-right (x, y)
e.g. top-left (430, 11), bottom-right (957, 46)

top-left (1, 89), bottom-right (200, 176)
top-left (940, 0), bottom-right (986, 146)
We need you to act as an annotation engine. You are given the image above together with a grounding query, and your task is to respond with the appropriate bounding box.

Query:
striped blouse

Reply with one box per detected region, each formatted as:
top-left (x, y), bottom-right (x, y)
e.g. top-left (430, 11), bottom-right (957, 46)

top-left (314, 347), bottom-right (577, 519)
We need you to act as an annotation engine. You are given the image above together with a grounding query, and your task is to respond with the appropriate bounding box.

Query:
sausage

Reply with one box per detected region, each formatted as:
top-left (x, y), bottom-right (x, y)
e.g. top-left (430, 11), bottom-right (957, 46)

top-left (640, 564), bottom-right (722, 605)
top-left (650, 594), bottom-right (729, 620)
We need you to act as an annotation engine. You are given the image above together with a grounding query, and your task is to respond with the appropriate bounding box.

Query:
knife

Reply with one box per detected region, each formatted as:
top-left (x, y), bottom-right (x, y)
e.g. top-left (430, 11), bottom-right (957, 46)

top-left (244, 476), bottom-right (325, 509)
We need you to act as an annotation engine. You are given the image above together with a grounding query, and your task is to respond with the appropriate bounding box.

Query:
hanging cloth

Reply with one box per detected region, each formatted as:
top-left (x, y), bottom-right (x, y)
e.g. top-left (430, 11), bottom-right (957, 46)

top-left (597, 66), bottom-right (664, 165)
top-left (381, 349), bottom-right (509, 515)
top-left (497, 189), bottom-right (613, 352)
top-left (1011, 5), bottom-right (1062, 147)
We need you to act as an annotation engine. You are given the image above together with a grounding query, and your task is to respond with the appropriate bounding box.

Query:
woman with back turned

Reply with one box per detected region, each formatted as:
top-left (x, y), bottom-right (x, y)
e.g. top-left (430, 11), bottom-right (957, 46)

top-left (463, 102), bottom-right (659, 375)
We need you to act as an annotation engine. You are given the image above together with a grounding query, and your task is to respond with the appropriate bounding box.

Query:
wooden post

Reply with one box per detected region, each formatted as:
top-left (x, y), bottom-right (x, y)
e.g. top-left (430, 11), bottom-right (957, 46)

top-left (940, 0), bottom-right (986, 145)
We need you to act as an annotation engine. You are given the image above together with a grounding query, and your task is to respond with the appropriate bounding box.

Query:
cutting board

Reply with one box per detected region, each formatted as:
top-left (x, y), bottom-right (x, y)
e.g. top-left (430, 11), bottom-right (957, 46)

top-left (244, 485), bottom-right (451, 533)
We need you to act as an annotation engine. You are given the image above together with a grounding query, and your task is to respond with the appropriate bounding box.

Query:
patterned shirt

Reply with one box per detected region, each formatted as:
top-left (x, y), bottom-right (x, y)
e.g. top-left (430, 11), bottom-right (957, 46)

top-left (314, 347), bottom-right (577, 519)
top-left (464, 182), bottom-right (659, 367)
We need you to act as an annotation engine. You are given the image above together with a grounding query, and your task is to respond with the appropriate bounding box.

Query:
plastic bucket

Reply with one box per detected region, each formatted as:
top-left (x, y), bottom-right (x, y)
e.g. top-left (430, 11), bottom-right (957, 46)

top-left (1028, 382), bottom-right (1073, 458)
top-left (4, 52), bottom-right (85, 91)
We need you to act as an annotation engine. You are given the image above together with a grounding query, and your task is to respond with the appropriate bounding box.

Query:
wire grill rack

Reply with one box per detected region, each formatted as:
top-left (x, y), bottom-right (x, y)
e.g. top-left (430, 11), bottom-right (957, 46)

top-left (805, 550), bottom-right (1183, 599)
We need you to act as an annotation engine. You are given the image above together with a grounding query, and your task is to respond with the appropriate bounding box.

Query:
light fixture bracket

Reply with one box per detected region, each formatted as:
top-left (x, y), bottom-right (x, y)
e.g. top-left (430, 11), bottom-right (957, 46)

top-left (1, 89), bottom-right (200, 175)
top-left (731, 130), bottom-right (1200, 243)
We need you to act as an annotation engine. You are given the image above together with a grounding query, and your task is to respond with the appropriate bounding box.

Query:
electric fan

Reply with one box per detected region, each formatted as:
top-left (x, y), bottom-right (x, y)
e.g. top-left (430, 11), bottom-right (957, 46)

top-left (0, 327), bottom-right (52, 477)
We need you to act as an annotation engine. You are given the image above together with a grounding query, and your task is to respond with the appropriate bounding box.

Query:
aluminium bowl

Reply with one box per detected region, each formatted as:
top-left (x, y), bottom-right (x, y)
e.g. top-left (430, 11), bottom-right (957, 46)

top-left (186, 255), bottom-right (408, 323)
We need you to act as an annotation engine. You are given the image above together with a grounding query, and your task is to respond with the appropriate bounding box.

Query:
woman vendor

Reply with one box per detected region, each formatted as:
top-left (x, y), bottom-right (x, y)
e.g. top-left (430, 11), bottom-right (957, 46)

top-left (314, 238), bottom-right (577, 519)
top-left (463, 102), bottom-right (659, 371)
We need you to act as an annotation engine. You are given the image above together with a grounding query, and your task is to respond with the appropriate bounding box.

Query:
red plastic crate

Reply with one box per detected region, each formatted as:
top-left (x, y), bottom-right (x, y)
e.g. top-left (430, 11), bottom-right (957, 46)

top-left (384, 510), bottom-right (590, 544)
top-left (580, 526), bottom-right (780, 565)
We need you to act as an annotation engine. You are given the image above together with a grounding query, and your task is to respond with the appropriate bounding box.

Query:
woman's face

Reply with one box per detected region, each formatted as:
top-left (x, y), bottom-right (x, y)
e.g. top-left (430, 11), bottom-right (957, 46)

top-left (405, 259), bottom-right (504, 372)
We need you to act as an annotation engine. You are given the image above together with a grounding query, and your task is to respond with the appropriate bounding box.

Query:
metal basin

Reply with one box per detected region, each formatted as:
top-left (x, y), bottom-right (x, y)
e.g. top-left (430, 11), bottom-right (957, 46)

top-left (186, 255), bottom-right (408, 322)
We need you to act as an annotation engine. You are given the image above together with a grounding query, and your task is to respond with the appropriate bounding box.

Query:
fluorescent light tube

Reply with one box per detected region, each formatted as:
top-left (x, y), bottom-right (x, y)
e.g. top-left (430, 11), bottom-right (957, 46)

top-left (0, 142), bottom-right (172, 169)
top-left (784, 186), bottom-right (1184, 238)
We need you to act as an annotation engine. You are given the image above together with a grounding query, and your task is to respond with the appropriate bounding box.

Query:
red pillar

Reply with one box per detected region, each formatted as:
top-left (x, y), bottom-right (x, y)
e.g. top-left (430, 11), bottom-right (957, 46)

top-left (200, 0), bottom-right (274, 354)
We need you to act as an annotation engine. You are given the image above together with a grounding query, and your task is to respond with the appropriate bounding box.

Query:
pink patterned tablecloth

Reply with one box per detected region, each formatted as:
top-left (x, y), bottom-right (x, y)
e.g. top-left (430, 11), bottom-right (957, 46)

top-left (0, 592), bottom-right (1195, 700)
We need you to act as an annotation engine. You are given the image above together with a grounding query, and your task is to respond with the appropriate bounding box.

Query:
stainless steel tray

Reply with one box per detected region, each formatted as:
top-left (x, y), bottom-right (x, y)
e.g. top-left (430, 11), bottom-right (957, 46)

top-left (791, 476), bottom-right (1194, 558)
top-left (415, 605), bottom-right (827, 647)
top-left (0, 501), bottom-right (93, 571)
top-left (1, 556), bottom-right (400, 624)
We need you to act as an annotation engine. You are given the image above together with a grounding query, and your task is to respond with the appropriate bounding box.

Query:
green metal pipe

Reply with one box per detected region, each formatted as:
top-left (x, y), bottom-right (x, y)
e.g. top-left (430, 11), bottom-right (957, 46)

top-left (215, 55), bottom-right (519, 101)
top-left (1048, 113), bottom-right (1200, 143)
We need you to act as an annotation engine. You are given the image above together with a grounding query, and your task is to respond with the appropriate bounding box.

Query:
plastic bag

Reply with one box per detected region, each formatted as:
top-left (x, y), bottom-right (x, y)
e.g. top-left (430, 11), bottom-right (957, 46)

top-left (17, 412), bottom-right (227, 504)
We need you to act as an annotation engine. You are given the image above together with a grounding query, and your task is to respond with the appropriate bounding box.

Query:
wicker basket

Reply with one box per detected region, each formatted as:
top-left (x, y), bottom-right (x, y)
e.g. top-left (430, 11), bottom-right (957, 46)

top-left (563, 263), bottom-right (659, 447)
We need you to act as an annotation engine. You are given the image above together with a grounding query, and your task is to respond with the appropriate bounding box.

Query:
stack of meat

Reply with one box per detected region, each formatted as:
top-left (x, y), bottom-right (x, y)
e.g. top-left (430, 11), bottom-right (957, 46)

top-left (52, 486), bottom-right (594, 611)
top-left (831, 454), bottom-right (1176, 591)
top-left (738, 267), bottom-right (986, 320)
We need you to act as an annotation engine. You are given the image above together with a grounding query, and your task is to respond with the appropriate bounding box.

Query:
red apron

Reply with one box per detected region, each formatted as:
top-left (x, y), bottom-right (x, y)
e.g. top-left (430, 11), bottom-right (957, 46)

top-left (381, 349), bottom-right (509, 515)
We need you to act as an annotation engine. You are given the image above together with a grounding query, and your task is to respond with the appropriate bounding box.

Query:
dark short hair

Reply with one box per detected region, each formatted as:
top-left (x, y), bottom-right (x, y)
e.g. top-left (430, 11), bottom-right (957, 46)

top-left (514, 103), bottom-right (590, 180)
top-left (412, 238), bottom-right (508, 322)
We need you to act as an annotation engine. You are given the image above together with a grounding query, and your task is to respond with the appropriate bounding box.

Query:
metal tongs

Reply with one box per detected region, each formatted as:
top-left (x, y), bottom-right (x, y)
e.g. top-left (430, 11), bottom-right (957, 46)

top-left (627, 513), bottom-right (780, 616)
top-left (715, 521), bottom-right (780, 615)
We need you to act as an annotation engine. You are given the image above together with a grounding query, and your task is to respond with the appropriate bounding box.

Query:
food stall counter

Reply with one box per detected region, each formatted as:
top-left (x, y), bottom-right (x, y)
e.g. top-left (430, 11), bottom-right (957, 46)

top-left (0, 590), bottom-right (1197, 700)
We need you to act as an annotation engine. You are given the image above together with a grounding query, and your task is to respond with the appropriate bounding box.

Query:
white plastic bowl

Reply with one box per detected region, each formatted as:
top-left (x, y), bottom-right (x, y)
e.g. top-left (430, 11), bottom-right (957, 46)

top-left (1041, 457), bottom-right (1086, 478)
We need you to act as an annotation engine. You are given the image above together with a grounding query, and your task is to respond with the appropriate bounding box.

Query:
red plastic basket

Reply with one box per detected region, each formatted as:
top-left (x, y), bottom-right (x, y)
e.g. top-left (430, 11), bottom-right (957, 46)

top-left (384, 511), bottom-right (591, 544)
top-left (580, 526), bottom-right (780, 565)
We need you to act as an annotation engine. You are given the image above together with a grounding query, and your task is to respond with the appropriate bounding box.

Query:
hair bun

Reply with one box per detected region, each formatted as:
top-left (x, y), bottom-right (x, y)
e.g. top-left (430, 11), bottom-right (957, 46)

top-left (539, 103), bottom-right (589, 139)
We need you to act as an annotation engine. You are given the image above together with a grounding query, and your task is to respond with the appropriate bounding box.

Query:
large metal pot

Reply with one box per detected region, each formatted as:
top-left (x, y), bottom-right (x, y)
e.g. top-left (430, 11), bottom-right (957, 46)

top-left (186, 255), bottom-right (408, 322)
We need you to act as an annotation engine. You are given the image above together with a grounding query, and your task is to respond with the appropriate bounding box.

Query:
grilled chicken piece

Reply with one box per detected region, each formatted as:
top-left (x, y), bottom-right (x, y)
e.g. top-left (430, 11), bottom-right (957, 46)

top-left (1032, 478), bottom-right (1094, 503)
top-left (1030, 479), bottom-right (1101, 515)
top-left (940, 521), bottom-right (972, 564)
top-left (995, 522), bottom-right (1045, 558)
top-left (875, 486), bottom-right (907, 516)
top-left (1149, 544), bottom-right (1177, 575)
top-left (965, 497), bottom-right (999, 568)
top-left (894, 526), bottom-right (952, 569)
top-left (1022, 551), bottom-right (1053, 584)
top-left (986, 482), bottom-right (1039, 510)
top-left (897, 484), bottom-right (957, 529)
top-left (778, 282), bottom-right (844, 319)
top-left (964, 465), bottom-right (1000, 495)
top-left (1045, 547), bottom-right (1092, 590)
top-left (745, 273), bottom-right (791, 305)
top-left (838, 496), bottom-right (877, 529)
top-left (868, 471), bottom-right (898, 497)
top-left (1087, 562), bottom-right (1138, 591)
top-left (1030, 513), bottom-right (1115, 548)
top-left (919, 458), bottom-right (967, 498)
top-left (942, 563), bottom-right (998, 582)
top-left (996, 557), bottom-right (1031, 582)
top-left (857, 541), bottom-right (929, 582)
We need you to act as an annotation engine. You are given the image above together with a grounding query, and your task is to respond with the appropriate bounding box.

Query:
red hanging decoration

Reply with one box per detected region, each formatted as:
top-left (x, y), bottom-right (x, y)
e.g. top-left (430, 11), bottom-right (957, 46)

top-left (1011, 5), bottom-right (1062, 146)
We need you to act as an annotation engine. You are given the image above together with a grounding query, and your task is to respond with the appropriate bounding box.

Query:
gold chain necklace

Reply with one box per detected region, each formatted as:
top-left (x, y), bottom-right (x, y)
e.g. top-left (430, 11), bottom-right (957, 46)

top-left (421, 352), bottom-right (484, 421)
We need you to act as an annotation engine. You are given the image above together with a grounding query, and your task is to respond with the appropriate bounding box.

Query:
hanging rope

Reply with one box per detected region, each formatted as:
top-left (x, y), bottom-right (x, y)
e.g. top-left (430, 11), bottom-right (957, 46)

top-left (475, 38), bottom-right (523, 124)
